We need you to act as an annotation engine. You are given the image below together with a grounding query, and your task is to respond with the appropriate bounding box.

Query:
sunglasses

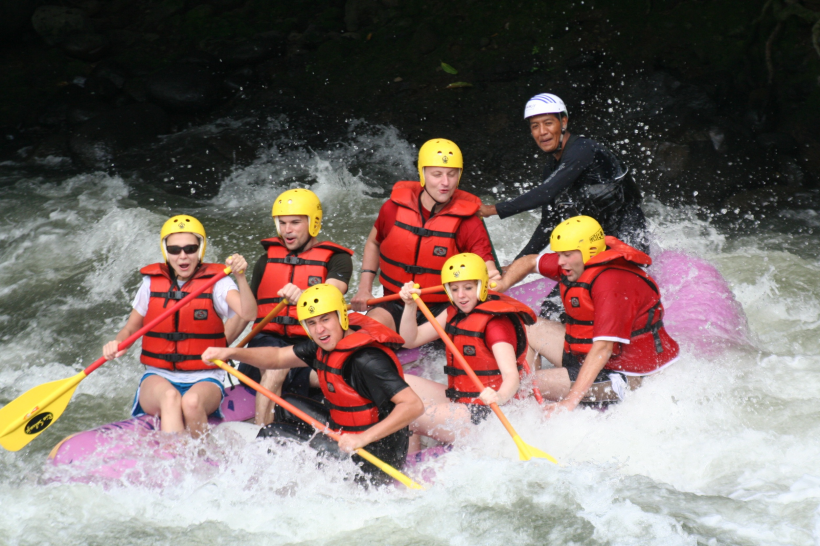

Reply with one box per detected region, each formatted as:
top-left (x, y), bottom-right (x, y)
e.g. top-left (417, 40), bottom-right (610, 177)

top-left (166, 244), bottom-right (200, 256)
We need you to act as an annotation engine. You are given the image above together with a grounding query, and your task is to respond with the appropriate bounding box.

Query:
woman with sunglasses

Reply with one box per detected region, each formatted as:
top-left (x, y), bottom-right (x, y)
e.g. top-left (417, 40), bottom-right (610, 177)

top-left (103, 215), bottom-right (256, 437)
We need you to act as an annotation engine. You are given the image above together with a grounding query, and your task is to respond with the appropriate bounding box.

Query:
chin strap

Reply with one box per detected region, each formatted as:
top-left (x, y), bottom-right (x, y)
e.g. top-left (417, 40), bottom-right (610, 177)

top-left (554, 124), bottom-right (567, 156)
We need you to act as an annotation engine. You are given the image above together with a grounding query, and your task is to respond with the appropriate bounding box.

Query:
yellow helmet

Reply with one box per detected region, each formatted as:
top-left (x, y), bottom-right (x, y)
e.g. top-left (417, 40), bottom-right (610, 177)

top-left (160, 215), bottom-right (206, 261)
top-left (550, 215), bottom-right (606, 264)
top-left (418, 138), bottom-right (464, 187)
top-left (296, 283), bottom-right (349, 338)
top-left (441, 253), bottom-right (489, 303)
top-left (272, 188), bottom-right (323, 238)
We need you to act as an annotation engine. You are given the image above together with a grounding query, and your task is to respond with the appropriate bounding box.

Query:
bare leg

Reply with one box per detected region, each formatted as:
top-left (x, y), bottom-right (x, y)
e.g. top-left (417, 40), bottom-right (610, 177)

top-left (180, 381), bottom-right (223, 438)
top-left (366, 307), bottom-right (395, 331)
top-left (405, 375), bottom-right (472, 444)
top-left (526, 319), bottom-right (566, 367)
top-left (138, 375), bottom-right (185, 433)
top-left (533, 367), bottom-right (572, 402)
top-left (255, 369), bottom-right (289, 426)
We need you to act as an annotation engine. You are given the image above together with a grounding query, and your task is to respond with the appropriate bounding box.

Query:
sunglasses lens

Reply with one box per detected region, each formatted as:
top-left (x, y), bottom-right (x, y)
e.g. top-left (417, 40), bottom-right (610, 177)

top-left (167, 244), bottom-right (199, 256)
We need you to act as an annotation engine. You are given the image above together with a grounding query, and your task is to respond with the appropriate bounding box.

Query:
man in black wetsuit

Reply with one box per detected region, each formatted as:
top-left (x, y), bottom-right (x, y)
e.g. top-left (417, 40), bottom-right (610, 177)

top-left (479, 93), bottom-right (648, 259)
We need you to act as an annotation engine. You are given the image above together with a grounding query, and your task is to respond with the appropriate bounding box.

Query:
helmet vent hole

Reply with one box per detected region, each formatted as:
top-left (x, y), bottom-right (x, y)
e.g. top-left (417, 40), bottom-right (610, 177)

top-left (314, 298), bottom-right (319, 303)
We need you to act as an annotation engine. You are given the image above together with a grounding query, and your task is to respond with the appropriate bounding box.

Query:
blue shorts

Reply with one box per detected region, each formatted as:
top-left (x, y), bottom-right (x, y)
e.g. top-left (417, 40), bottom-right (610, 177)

top-left (131, 373), bottom-right (226, 419)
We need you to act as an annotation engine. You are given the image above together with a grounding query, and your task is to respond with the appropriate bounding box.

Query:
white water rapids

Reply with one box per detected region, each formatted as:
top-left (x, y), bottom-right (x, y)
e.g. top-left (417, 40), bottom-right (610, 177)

top-left (0, 123), bottom-right (819, 545)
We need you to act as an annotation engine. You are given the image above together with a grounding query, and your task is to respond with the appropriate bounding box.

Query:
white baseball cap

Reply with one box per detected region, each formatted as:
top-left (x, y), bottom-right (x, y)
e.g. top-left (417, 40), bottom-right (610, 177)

top-left (524, 93), bottom-right (568, 119)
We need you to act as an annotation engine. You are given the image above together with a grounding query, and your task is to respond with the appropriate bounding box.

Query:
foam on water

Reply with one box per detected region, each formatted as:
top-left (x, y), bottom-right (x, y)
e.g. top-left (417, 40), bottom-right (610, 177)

top-left (1, 121), bottom-right (819, 545)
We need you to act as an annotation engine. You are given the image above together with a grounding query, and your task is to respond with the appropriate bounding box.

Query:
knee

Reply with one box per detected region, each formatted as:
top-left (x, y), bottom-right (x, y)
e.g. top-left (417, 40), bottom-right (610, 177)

top-left (161, 388), bottom-right (181, 407)
top-left (181, 392), bottom-right (202, 415)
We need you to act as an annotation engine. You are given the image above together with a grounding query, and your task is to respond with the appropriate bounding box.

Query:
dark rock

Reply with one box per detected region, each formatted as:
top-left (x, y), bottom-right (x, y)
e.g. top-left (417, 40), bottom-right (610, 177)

top-left (345, 0), bottom-right (379, 32)
top-left (0, 0), bottom-right (39, 42)
top-left (411, 23), bottom-right (438, 56)
top-left (145, 64), bottom-right (227, 113)
top-left (30, 134), bottom-right (73, 166)
top-left (200, 33), bottom-right (286, 66)
top-left (60, 32), bottom-right (110, 62)
top-left (756, 132), bottom-right (798, 155)
top-left (31, 6), bottom-right (89, 45)
top-left (224, 67), bottom-right (255, 91)
top-left (90, 61), bottom-right (128, 89)
top-left (84, 74), bottom-right (119, 100)
top-left (69, 103), bottom-right (168, 169)
top-left (67, 99), bottom-right (112, 125)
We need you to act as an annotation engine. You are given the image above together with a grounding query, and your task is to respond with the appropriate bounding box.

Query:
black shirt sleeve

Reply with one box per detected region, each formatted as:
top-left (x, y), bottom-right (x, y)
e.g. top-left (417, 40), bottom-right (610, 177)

top-left (344, 348), bottom-right (409, 416)
top-left (495, 136), bottom-right (594, 219)
top-left (292, 339), bottom-right (319, 366)
top-left (249, 253), bottom-right (268, 298)
top-left (326, 251), bottom-right (353, 286)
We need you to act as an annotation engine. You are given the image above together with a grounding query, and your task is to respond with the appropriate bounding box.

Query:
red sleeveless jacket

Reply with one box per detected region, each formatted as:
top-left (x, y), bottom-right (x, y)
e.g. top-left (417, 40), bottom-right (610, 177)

top-left (255, 238), bottom-right (353, 337)
top-left (379, 181), bottom-right (480, 303)
top-left (314, 314), bottom-right (406, 432)
top-left (443, 292), bottom-right (537, 404)
top-left (139, 263), bottom-right (227, 371)
top-left (561, 237), bottom-right (680, 374)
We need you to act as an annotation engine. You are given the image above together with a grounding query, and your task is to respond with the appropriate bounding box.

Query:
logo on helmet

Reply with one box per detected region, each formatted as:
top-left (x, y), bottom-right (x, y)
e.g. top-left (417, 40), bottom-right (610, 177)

top-left (308, 305), bottom-right (315, 313)
top-left (452, 270), bottom-right (461, 278)
top-left (441, 155), bottom-right (449, 164)
top-left (177, 222), bottom-right (186, 229)
top-left (589, 229), bottom-right (604, 242)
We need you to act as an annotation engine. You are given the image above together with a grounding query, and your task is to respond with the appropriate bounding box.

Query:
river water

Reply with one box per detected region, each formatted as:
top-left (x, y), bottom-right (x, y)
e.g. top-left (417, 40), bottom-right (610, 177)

top-left (0, 121), bottom-right (819, 545)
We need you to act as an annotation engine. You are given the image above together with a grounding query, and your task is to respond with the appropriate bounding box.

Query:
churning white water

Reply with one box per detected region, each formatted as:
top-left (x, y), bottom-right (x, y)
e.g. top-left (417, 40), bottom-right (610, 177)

top-left (0, 122), bottom-right (819, 545)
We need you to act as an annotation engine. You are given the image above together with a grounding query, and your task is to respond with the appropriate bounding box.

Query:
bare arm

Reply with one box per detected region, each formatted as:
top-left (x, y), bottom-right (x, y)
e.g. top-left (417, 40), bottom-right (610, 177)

top-left (202, 345), bottom-right (307, 371)
top-left (479, 342), bottom-right (520, 406)
top-left (337, 386), bottom-right (424, 452)
top-left (494, 254), bottom-right (539, 293)
top-left (223, 315), bottom-right (249, 345)
top-left (224, 254), bottom-right (258, 321)
top-left (350, 227), bottom-right (380, 311)
top-left (486, 260), bottom-right (501, 282)
top-left (102, 309), bottom-right (145, 360)
top-left (327, 278), bottom-right (348, 294)
top-left (398, 282), bottom-right (446, 348)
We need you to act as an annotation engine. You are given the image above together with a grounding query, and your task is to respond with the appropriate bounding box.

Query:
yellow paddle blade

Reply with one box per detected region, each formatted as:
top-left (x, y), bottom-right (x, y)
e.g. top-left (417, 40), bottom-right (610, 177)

top-left (355, 448), bottom-right (425, 490)
top-left (512, 434), bottom-right (558, 464)
top-left (0, 371), bottom-right (86, 452)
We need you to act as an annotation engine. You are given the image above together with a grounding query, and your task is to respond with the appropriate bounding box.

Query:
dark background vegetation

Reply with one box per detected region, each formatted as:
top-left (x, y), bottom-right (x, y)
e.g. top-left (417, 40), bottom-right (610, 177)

top-left (1, 0), bottom-right (818, 215)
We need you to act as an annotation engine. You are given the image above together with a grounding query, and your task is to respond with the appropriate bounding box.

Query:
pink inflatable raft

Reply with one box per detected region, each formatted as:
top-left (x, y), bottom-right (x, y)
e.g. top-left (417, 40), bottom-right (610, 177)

top-left (47, 250), bottom-right (749, 483)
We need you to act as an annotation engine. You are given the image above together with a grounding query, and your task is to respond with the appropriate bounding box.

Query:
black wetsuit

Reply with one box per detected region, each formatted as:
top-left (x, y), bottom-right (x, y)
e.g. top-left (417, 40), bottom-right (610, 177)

top-left (257, 343), bottom-right (411, 486)
top-left (495, 134), bottom-right (649, 259)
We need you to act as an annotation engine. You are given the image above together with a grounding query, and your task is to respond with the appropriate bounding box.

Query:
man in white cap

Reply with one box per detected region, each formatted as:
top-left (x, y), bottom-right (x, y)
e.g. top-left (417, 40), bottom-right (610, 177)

top-left (479, 93), bottom-right (648, 260)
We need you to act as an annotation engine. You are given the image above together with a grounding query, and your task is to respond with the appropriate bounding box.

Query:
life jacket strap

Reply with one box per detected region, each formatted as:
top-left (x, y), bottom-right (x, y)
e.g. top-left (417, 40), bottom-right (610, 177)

top-left (140, 350), bottom-right (203, 363)
top-left (443, 365), bottom-right (501, 377)
top-left (144, 332), bottom-right (225, 341)
top-left (394, 221), bottom-right (457, 239)
top-left (266, 256), bottom-right (329, 267)
top-left (445, 388), bottom-right (482, 401)
top-left (380, 253), bottom-right (441, 276)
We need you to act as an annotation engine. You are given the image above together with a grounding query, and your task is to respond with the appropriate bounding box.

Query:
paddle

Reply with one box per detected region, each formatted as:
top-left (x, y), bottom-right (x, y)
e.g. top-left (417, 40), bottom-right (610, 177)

top-left (210, 359), bottom-right (425, 490)
top-left (235, 299), bottom-right (288, 349)
top-left (411, 289), bottom-right (557, 463)
top-left (0, 267), bottom-right (233, 452)
top-left (363, 286), bottom-right (444, 307)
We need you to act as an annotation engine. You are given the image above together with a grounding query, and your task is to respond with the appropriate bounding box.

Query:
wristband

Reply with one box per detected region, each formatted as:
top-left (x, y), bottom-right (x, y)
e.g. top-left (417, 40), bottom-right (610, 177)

top-left (361, 269), bottom-right (378, 275)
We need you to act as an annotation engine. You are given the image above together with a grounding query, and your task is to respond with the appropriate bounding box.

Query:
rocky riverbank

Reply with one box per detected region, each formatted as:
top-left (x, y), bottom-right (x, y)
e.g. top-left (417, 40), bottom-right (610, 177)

top-left (1, 0), bottom-right (818, 215)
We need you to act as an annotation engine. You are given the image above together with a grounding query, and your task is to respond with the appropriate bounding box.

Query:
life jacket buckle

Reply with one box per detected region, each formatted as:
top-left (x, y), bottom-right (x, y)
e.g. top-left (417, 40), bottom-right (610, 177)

top-left (282, 256), bottom-right (300, 265)
top-left (168, 290), bottom-right (186, 300)
top-left (165, 332), bottom-right (187, 341)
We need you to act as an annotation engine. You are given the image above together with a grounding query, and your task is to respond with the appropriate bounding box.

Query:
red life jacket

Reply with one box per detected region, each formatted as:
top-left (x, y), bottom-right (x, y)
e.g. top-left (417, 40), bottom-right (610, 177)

top-left (443, 292), bottom-right (537, 404)
top-left (379, 181), bottom-right (481, 303)
top-left (314, 313), bottom-right (406, 433)
top-left (255, 238), bottom-right (354, 338)
top-left (560, 236), bottom-right (680, 374)
top-left (139, 263), bottom-right (227, 372)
